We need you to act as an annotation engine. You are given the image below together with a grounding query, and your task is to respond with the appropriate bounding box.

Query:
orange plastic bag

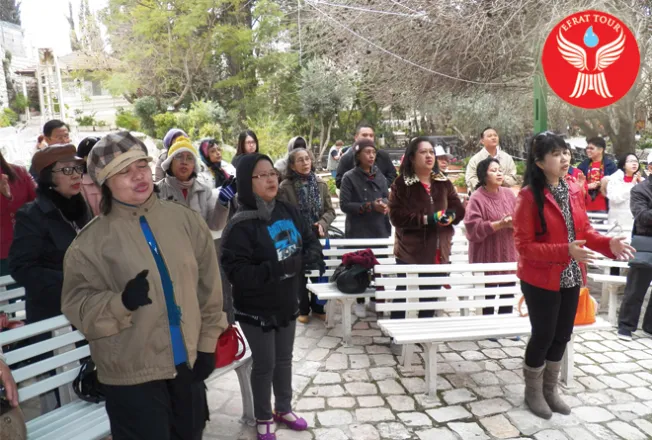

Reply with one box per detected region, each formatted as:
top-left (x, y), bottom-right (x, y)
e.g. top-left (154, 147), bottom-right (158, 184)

top-left (574, 287), bottom-right (597, 326)
top-left (517, 287), bottom-right (596, 326)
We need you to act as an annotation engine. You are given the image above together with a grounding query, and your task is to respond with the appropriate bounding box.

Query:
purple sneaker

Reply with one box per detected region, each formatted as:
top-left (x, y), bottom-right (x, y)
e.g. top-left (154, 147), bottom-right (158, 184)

top-left (256, 420), bottom-right (276, 440)
top-left (273, 411), bottom-right (308, 431)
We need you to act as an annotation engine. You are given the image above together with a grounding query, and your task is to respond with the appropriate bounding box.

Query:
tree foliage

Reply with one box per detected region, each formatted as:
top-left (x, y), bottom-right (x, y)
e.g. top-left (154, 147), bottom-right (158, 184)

top-left (0, 0), bottom-right (21, 25)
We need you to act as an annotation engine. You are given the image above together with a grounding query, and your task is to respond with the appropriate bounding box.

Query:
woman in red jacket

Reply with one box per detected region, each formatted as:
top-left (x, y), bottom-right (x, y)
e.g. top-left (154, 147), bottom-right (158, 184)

top-left (514, 132), bottom-right (633, 420)
top-left (0, 151), bottom-right (36, 278)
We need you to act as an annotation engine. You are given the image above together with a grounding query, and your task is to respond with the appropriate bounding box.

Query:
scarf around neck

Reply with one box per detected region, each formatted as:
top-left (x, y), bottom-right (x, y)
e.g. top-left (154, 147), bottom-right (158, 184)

top-left (291, 170), bottom-right (321, 225)
top-left (167, 176), bottom-right (195, 191)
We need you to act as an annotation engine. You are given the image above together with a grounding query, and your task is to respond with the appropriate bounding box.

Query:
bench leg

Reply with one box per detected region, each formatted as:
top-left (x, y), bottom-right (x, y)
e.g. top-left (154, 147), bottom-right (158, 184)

top-left (341, 299), bottom-right (353, 345)
top-left (608, 284), bottom-right (618, 327)
top-left (325, 300), bottom-right (335, 329)
top-left (423, 343), bottom-right (438, 397)
top-left (560, 334), bottom-right (575, 387)
top-left (236, 361), bottom-right (255, 426)
top-left (402, 344), bottom-right (414, 369)
top-left (600, 267), bottom-right (610, 311)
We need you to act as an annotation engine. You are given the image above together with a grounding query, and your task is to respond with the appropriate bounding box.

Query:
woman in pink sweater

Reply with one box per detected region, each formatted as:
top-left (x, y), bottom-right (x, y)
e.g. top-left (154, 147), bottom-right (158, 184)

top-left (464, 156), bottom-right (517, 316)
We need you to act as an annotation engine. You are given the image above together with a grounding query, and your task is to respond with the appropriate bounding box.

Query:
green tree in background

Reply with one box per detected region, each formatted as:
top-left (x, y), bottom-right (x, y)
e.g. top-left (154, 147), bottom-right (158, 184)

top-left (0, 0), bottom-right (21, 25)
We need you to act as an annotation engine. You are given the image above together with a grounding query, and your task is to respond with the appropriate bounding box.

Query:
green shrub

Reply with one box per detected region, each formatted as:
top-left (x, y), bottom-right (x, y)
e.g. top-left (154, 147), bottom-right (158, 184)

top-left (515, 160), bottom-right (526, 176)
top-left (133, 96), bottom-right (159, 134)
top-left (453, 173), bottom-right (466, 187)
top-left (326, 177), bottom-right (337, 196)
top-left (3, 108), bottom-right (18, 126)
top-left (10, 93), bottom-right (29, 113)
top-left (246, 114), bottom-right (295, 160)
top-left (115, 108), bottom-right (140, 131)
top-left (198, 122), bottom-right (222, 141)
top-left (0, 113), bottom-right (10, 128)
top-left (153, 112), bottom-right (178, 139)
top-left (75, 110), bottom-right (97, 126)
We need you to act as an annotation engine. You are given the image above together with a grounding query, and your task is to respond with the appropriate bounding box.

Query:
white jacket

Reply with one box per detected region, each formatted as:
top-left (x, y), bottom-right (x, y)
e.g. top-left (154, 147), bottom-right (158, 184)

top-left (196, 161), bottom-right (236, 189)
top-left (156, 177), bottom-right (228, 231)
top-left (605, 169), bottom-right (639, 230)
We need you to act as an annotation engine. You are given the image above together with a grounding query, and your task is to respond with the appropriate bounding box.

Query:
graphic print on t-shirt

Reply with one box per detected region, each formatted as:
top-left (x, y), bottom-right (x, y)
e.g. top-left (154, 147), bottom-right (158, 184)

top-left (587, 161), bottom-right (603, 185)
top-left (267, 219), bottom-right (302, 261)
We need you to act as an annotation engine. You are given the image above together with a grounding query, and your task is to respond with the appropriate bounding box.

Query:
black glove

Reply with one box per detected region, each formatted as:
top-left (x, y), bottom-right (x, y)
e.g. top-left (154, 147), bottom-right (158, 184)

top-left (304, 260), bottom-right (326, 277)
top-left (280, 254), bottom-right (302, 276)
top-left (193, 351), bottom-right (215, 382)
top-left (122, 270), bottom-right (152, 312)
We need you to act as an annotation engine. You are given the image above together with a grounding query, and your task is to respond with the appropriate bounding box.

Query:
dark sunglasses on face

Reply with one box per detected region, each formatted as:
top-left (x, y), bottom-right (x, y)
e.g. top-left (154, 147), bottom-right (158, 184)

top-left (52, 165), bottom-right (85, 176)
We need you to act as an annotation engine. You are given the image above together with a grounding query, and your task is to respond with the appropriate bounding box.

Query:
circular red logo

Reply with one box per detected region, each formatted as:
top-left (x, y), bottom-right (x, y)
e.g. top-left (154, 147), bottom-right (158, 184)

top-left (542, 10), bottom-right (640, 109)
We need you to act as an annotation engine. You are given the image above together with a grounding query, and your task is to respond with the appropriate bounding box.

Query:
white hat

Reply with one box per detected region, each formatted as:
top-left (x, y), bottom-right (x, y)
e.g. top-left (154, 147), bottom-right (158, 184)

top-left (435, 145), bottom-right (453, 160)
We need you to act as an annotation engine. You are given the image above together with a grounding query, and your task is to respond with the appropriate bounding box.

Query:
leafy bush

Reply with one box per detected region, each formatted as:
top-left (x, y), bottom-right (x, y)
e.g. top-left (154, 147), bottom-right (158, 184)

top-left (134, 96), bottom-right (159, 134)
top-left (198, 122), bottom-right (222, 140)
top-left (2, 108), bottom-right (18, 126)
top-left (326, 177), bottom-right (337, 196)
top-left (75, 110), bottom-right (97, 126)
top-left (453, 173), bottom-right (466, 188)
top-left (515, 160), bottom-right (526, 176)
top-left (10, 93), bottom-right (29, 112)
top-left (0, 113), bottom-right (10, 128)
top-left (115, 108), bottom-right (140, 131)
top-left (153, 112), bottom-right (178, 139)
top-left (246, 114), bottom-right (295, 160)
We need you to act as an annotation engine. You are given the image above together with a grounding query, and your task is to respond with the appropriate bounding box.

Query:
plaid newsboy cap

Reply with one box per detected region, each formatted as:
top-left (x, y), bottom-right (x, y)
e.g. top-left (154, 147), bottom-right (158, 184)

top-left (87, 131), bottom-right (152, 186)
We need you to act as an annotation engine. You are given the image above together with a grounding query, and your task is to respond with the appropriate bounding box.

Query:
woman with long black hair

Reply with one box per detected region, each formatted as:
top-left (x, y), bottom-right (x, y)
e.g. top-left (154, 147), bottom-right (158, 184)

top-left (232, 130), bottom-right (259, 168)
top-left (513, 132), bottom-right (633, 420)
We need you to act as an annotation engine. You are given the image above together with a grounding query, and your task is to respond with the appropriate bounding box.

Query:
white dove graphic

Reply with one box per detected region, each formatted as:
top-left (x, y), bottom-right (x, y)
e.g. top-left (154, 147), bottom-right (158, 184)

top-left (557, 28), bottom-right (626, 98)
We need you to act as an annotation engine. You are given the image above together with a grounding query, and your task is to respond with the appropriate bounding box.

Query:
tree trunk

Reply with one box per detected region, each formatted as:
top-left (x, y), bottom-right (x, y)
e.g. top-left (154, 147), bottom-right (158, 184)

top-left (319, 114), bottom-right (337, 163)
top-left (308, 118), bottom-right (315, 149)
top-left (318, 115), bottom-right (326, 156)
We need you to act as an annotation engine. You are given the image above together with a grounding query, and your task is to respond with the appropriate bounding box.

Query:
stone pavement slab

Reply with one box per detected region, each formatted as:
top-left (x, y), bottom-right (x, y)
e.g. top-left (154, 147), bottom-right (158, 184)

top-left (204, 302), bottom-right (652, 440)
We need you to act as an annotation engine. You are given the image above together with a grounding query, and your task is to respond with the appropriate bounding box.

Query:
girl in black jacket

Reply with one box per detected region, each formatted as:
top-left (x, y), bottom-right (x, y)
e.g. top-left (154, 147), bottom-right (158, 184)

top-left (220, 154), bottom-right (323, 440)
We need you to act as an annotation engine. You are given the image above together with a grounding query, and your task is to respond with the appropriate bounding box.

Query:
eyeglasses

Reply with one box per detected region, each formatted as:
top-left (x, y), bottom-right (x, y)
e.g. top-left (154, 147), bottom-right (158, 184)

top-left (252, 170), bottom-right (279, 180)
top-left (52, 165), bottom-right (84, 176)
top-left (294, 157), bottom-right (311, 164)
top-left (245, 140), bottom-right (257, 146)
top-left (172, 154), bottom-right (195, 163)
top-left (625, 160), bottom-right (639, 164)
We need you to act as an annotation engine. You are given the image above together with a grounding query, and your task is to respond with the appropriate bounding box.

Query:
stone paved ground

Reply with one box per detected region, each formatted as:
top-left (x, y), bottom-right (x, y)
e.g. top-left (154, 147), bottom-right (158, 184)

top-left (204, 301), bottom-right (652, 440)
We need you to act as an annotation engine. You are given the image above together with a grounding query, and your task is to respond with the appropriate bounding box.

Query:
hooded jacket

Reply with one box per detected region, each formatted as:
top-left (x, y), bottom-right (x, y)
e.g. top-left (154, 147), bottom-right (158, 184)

top-left (220, 154), bottom-right (323, 328)
top-left (335, 147), bottom-right (396, 189)
top-left (274, 136), bottom-right (308, 178)
top-left (156, 176), bottom-right (229, 231)
top-left (340, 166), bottom-right (391, 239)
top-left (61, 195), bottom-right (226, 386)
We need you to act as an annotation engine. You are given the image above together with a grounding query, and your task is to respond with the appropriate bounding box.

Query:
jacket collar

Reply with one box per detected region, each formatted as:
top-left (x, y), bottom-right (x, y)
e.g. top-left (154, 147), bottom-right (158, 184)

top-left (109, 193), bottom-right (159, 220)
top-left (36, 191), bottom-right (59, 215)
top-left (403, 171), bottom-right (447, 186)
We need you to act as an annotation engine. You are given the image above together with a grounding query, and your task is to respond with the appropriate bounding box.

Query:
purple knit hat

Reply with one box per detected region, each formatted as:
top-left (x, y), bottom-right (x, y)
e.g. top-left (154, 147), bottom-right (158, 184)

top-left (163, 128), bottom-right (188, 150)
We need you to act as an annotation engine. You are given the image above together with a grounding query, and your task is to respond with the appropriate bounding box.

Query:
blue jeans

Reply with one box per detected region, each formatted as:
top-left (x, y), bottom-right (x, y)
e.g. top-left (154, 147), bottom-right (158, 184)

top-left (330, 170), bottom-right (337, 178)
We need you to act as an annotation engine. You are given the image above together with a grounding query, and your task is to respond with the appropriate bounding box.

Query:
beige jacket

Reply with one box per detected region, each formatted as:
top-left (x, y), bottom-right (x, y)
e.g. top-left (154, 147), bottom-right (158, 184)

top-left (465, 147), bottom-right (518, 191)
top-left (62, 195), bottom-right (226, 386)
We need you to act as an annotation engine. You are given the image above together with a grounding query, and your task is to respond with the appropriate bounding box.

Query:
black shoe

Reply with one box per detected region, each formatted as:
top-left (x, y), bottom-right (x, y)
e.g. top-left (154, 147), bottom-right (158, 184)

top-left (618, 329), bottom-right (632, 340)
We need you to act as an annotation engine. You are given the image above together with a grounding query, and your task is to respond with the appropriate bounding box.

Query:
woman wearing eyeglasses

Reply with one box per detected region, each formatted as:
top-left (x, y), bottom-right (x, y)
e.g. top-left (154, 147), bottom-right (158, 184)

top-left (156, 136), bottom-right (230, 231)
top-left (221, 153), bottom-right (323, 440)
top-left (9, 144), bottom-right (92, 325)
top-left (277, 148), bottom-right (335, 323)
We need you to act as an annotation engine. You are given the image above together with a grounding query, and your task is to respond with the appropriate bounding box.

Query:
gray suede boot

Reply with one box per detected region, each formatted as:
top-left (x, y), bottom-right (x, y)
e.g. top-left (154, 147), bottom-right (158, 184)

top-left (523, 364), bottom-right (552, 419)
top-left (543, 360), bottom-right (571, 415)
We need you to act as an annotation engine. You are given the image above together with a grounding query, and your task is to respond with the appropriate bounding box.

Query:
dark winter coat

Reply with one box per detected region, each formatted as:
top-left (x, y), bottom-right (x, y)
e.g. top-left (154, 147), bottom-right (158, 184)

top-left (335, 148), bottom-right (396, 189)
top-left (8, 189), bottom-right (92, 323)
top-left (630, 178), bottom-right (652, 237)
top-left (339, 166), bottom-right (391, 239)
top-left (220, 154), bottom-right (323, 329)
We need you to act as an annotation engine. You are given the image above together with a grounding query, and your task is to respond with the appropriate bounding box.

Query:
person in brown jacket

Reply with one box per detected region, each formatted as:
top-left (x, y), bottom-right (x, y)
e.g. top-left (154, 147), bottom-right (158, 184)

top-left (388, 137), bottom-right (465, 327)
top-left (61, 131), bottom-right (227, 440)
top-left (278, 148), bottom-right (336, 323)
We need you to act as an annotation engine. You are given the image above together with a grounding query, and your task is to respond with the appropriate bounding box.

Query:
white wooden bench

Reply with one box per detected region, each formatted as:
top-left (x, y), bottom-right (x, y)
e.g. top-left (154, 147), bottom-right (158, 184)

top-left (374, 263), bottom-right (612, 397)
top-left (0, 275), bottom-right (26, 319)
top-left (0, 316), bottom-right (255, 439)
top-left (588, 260), bottom-right (630, 325)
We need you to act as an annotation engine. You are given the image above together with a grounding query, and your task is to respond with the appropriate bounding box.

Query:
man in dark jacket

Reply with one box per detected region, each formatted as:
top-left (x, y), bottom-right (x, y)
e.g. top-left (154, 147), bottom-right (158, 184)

top-left (618, 153), bottom-right (652, 340)
top-left (335, 124), bottom-right (396, 189)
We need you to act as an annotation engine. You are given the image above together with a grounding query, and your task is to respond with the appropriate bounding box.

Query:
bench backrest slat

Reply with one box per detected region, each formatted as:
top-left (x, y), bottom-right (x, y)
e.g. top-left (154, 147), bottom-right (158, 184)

top-left (0, 275), bottom-right (15, 289)
top-left (5, 330), bottom-right (86, 366)
top-left (378, 297), bottom-right (519, 312)
top-left (0, 287), bottom-right (25, 302)
top-left (378, 285), bottom-right (520, 300)
top-left (12, 345), bottom-right (90, 383)
top-left (376, 274), bottom-right (518, 287)
top-left (0, 315), bottom-right (71, 345)
top-left (374, 262), bottom-right (517, 274)
top-left (18, 367), bottom-right (81, 403)
top-left (0, 300), bottom-right (25, 315)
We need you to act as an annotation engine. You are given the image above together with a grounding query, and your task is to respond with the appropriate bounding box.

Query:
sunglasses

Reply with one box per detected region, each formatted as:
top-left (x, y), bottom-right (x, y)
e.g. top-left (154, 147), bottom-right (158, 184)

top-left (52, 165), bottom-right (84, 176)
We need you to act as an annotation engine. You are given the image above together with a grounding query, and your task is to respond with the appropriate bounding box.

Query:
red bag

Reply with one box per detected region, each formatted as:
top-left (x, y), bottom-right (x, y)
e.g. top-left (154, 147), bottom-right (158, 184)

top-left (215, 324), bottom-right (246, 368)
top-left (0, 313), bottom-right (24, 331)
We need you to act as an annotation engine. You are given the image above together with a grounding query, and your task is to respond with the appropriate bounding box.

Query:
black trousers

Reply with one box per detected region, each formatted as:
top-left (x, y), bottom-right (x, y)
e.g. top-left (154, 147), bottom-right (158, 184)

top-left (299, 277), bottom-right (325, 315)
top-left (482, 282), bottom-right (515, 316)
top-left (619, 265), bottom-right (652, 333)
top-left (521, 281), bottom-right (580, 368)
top-left (103, 364), bottom-right (209, 440)
top-left (390, 259), bottom-right (441, 319)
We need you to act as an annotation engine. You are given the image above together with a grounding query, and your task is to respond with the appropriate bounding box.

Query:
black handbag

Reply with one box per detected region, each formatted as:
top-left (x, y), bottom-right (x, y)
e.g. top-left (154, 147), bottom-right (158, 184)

top-left (330, 264), bottom-right (371, 294)
top-left (629, 216), bottom-right (652, 268)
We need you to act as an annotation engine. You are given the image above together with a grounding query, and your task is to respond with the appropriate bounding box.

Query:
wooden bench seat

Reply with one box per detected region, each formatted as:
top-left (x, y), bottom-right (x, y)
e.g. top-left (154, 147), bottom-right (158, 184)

top-left (374, 263), bottom-right (611, 396)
